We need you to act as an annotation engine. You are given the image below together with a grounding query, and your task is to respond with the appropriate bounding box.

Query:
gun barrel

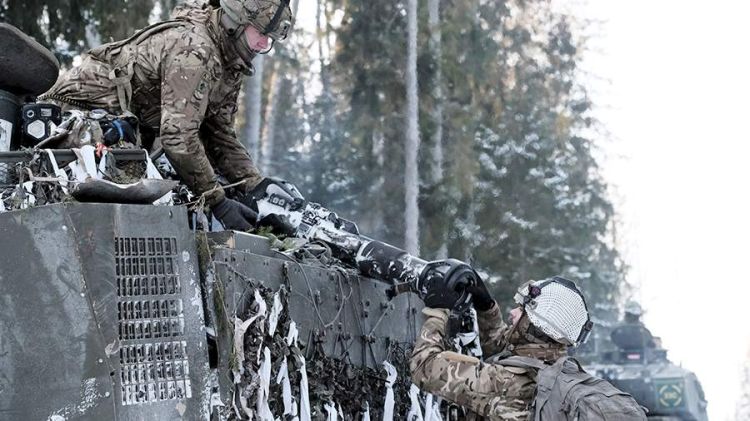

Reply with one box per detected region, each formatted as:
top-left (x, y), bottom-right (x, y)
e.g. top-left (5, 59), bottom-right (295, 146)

top-left (355, 240), bottom-right (427, 287)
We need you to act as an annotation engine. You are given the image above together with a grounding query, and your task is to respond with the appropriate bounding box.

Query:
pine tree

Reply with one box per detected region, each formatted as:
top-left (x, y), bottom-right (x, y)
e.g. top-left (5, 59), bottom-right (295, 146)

top-left (417, 0), bottom-right (625, 316)
top-left (316, 0), bottom-right (411, 244)
top-left (0, 0), bottom-right (158, 64)
top-left (244, 56), bottom-right (265, 158)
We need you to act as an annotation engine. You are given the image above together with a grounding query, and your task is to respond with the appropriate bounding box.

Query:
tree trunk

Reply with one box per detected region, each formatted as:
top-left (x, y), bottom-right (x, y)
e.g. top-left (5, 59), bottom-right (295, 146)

top-left (259, 61), bottom-right (281, 175)
top-left (370, 128), bottom-right (386, 236)
top-left (404, 0), bottom-right (421, 255)
top-left (257, 0), bottom-right (299, 175)
top-left (317, 0), bottom-right (330, 92)
top-left (244, 55), bottom-right (265, 160)
top-left (428, 0), bottom-right (447, 259)
top-left (428, 0), bottom-right (443, 185)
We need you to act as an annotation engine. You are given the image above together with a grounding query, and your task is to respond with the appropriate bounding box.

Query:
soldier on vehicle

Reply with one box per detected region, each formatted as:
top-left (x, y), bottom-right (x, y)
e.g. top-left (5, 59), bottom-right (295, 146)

top-left (41, 0), bottom-right (293, 231)
top-left (610, 300), bottom-right (656, 360)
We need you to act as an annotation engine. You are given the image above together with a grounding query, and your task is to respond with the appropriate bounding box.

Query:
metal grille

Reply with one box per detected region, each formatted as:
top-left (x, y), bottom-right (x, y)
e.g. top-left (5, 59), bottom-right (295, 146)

top-left (0, 161), bottom-right (20, 188)
top-left (115, 237), bottom-right (192, 406)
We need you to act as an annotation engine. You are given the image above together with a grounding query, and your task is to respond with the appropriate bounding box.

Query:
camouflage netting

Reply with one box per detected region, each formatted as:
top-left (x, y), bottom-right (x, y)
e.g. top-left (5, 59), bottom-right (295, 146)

top-left (224, 281), bottom-right (417, 420)
top-left (0, 148), bottom-right (149, 211)
top-left (0, 150), bottom-right (72, 210)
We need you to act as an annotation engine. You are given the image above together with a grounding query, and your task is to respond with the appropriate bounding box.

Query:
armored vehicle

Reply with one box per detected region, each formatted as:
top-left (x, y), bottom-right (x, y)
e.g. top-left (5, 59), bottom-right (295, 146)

top-left (0, 23), bottom-right (432, 420)
top-left (0, 203), bottom-right (424, 420)
top-left (581, 322), bottom-right (708, 420)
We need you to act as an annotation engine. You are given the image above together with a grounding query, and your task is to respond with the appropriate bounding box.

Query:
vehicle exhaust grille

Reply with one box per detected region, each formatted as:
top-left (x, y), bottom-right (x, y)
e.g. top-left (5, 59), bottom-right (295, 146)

top-left (115, 237), bottom-right (192, 406)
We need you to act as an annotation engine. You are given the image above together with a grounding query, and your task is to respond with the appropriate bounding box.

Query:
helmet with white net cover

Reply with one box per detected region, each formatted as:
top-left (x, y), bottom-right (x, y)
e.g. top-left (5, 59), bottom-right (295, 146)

top-left (513, 277), bottom-right (593, 346)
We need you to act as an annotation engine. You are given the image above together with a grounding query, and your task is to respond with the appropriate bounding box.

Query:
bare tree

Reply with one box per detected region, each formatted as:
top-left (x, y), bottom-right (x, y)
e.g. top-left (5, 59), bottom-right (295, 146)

top-left (259, 61), bottom-right (281, 174)
top-left (257, 0), bottom-right (299, 175)
top-left (428, 0), bottom-right (443, 185)
top-left (428, 0), bottom-right (447, 258)
top-left (244, 55), bottom-right (265, 160)
top-left (404, 0), bottom-right (420, 254)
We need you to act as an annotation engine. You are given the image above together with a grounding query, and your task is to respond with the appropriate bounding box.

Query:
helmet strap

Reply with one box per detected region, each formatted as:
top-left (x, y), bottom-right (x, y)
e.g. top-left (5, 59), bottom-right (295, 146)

top-left (263, 0), bottom-right (291, 36)
top-left (500, 309), bottom-right (525, 352)
top-left (219, 11), bottom-right (257, 73)
top-left (233, 33), bottom-right (258, 72)
top-left (258, 38), bottom-right (276, 55)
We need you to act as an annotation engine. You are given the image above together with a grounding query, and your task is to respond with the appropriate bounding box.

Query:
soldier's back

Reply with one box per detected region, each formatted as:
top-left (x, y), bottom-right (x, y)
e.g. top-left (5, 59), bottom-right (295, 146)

top-left (43, 5), bottom-right (220, 116)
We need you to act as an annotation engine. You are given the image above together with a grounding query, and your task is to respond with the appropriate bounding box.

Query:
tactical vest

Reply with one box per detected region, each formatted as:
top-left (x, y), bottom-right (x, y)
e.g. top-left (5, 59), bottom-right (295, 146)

top-left (44, 5), bottom-right (226, 114)
top-left (89, 20), bottom-right (193, 114)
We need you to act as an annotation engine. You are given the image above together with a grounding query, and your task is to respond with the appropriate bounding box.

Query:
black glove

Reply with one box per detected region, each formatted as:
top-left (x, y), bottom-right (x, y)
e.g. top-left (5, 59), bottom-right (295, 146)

top-left (257, 214), bottom-right (297, 236)
top-left (211, 198), bottom-right (258, 231)
top-left (233, 177), bottom-right (303, 236)
top-left (468, 277), bottom-right (495, 311)
top-left (102, 117), bottom-right (138, 146)
top-left (421, 263), bottom-right (464, 309)
top-left (424, 286), bottom-right (463, 309)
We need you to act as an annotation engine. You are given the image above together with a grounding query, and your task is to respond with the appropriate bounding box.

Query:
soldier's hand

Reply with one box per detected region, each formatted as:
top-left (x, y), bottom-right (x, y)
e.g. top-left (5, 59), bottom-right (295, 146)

top-left (422, 269), bottom-right (463, 309)
top-left (423, 285), bottom-right (463, 309)
top-left (468, 277), bottom-right (495, 312)
top-left (257, 214), bottom-right (296, 236)
top-left (211, 197), bottom-right (258, 231)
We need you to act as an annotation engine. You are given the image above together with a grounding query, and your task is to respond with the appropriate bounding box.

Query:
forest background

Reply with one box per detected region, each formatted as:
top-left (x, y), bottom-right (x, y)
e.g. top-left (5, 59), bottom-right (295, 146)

top-left (4, 0), bottom-right (748, 418)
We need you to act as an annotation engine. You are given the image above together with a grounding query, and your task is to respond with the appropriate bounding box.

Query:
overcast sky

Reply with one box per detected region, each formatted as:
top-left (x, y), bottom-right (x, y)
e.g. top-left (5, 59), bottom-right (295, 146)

top-left (569, 1), bottom-right (750, 419)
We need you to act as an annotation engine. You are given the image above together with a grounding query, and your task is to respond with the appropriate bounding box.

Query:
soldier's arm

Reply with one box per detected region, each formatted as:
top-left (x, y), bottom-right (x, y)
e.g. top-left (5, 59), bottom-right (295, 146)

top-left (160, 44), bottom-right (224, 206)
top-left (410, 308), bottom-right (531, 419)
top-left (476, 304), bottom-right (509, 357)
top-left (201, 75), bottom-right (262, 192)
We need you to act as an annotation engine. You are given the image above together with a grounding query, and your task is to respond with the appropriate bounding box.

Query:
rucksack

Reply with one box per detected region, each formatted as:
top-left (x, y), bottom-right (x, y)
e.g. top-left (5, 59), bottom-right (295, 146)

top-left (499, 355), bottom-right (647, 420)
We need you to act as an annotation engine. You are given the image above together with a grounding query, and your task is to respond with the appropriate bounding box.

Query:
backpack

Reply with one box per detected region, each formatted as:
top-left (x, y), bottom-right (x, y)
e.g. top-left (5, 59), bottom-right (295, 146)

top-left (499, 356), bottom-right (647, 420)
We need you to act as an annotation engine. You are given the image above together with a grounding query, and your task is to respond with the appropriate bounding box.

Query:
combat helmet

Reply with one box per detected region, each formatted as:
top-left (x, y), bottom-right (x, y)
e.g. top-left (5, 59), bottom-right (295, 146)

top-left (218, 0), bottom-right (294, 68)
top-left (220, 0), bottom-right (294, 40)
top-left (513, 277), bottom-right (593, 346)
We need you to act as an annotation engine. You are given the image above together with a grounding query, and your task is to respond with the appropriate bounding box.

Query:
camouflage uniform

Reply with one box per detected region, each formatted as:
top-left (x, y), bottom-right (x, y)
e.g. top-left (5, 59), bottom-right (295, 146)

top-left (43, 4), bottom-right (261, 205)
top-left (410, 306), bottom-right (537, 420)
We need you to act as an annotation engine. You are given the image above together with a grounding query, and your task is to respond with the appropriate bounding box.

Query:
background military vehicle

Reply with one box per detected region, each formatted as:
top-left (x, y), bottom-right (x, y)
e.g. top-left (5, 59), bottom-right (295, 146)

top-left (578, 314), bottom-right (708, 420)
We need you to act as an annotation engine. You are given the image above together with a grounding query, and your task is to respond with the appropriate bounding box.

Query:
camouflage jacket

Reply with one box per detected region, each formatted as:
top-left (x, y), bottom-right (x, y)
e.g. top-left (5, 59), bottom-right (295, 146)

top-left (410, 306), bottom-right (537, 421)
top-left (44, 4), bottom-right (261, 205)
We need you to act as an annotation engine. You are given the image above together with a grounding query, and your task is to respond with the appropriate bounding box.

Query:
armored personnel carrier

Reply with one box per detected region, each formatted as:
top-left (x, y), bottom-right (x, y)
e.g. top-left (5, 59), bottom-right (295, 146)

top-left (0, 23), bottom-right (434, 420)
top-left (0, 203), bottom-right (424, 420)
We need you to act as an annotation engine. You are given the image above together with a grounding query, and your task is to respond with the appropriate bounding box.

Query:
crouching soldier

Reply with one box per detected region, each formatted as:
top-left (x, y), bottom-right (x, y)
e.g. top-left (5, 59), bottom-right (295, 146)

top-left (41, 0), bottom-right (294, 231)
top-left (411, 276), bottom-right (647, 420)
